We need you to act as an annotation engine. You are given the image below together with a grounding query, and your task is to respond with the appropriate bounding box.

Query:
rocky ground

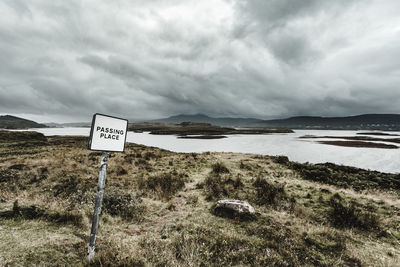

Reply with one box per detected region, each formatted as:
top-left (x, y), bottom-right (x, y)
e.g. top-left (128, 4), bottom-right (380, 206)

top-left (0, 130), bottom-right (399, 266)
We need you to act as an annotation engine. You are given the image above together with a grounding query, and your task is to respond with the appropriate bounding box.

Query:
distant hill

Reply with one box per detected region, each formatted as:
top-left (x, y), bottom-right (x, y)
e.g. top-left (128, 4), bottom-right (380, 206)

top-left (151, 113), bottom-right (400, 130)
top-left (260, 114), bottom-right (400, 130)
top-left (44, 122), bottom-right (91, 128)
top-left (151, 114), bottom-right (264, 127)
top-left (0, 115), bottom-right (48, 129)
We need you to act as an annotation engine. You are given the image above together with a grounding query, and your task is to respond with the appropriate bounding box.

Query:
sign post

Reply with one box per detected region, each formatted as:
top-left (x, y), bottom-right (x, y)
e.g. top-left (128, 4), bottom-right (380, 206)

top-left (87, 113), bottom-right (128, 262)
top-left (88, 151), bottom-right (109, 261)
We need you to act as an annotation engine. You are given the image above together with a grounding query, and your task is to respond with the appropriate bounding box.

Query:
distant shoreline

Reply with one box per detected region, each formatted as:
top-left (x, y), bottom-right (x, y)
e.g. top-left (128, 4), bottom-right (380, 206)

top-left (129, 122), bottom-right (293, 137)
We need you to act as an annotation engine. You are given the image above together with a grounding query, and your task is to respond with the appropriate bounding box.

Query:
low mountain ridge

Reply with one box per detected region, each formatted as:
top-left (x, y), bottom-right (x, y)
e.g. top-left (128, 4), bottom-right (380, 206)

top-left (261, 114), bottom-right (400, 130)
top-left (152, 113), bottom-right (400, 130)
top-left (151, 113), bottom-right (264, 127)
top-left (0, 115), bottom-right (47, 129)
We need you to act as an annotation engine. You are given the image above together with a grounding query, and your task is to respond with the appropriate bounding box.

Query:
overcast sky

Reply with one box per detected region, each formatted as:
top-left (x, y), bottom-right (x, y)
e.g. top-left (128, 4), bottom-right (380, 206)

top-left (0, 0), bottom-right (400, 122)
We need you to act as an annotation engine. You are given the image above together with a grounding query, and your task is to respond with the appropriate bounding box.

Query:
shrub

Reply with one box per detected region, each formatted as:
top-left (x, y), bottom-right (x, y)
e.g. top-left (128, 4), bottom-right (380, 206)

top-left (8, 164), bottom-right (26, 170)
top-left (115, 166), bottom-right (128, 175)
top-left (0, 168), bottom-right (18, 183)
top-left (135, 159), bottom-right (152, 171)
top-left (272, 156), bottom-right (290, 165)
top-left (143, 151), bottom-right (158, 160)
top-left (328, 193), bottom-right (380, 230)
top-left (0, 168), bottom-right (24, 191)
top-left (203, 173), bottom-right (243, 201)
top-left (252, 177), bottom-right (287, 206)
top-left (204, 174), bottom-right (227, 200)
top-left (53, 174), bottom-right (93, 197)
top-left (88, 152), bottom-right (102, 161)
top-left (290, 162), bottom-right (400, 192)
top-left (124, 154), bottom-right (135, 164)
top-left (0, 201), bottom-right (83, 227)
top-left (239, 161), bottom-right (252, 171)
top-left (211, 162), bottom-right (230, 174)
top-left (103, 188), bottom-right (146, 221)
top-left (186, 195), bottom-right (198, 206)
top-left (138, 171), bottom-right (186, 200)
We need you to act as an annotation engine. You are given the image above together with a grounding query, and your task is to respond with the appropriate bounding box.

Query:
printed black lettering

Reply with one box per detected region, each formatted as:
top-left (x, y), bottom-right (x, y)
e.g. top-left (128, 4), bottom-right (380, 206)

top-left (96, 126), bottom-right (101, 131)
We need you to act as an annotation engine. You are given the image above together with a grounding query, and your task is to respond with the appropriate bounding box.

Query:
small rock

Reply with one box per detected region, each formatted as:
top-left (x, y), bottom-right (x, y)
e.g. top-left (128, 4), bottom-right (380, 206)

top-left (213, 199), bottom-right (256, 220)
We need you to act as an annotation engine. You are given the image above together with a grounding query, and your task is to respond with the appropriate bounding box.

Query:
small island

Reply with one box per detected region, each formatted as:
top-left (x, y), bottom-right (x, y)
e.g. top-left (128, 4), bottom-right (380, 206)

top-left (129, 121), bottom-right (293, 139)
top-left (299, 134), bottom-right (400, 149)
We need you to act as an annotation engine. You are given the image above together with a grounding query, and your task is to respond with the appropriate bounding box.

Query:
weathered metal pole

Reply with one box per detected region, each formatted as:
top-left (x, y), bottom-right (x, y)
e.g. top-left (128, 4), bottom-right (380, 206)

top-left (88, 151), bottom-right (110, 262)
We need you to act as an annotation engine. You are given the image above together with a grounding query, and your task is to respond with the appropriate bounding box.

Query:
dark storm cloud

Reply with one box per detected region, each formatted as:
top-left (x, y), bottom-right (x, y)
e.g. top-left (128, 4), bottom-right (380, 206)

top-left (0, 0), bottom-right (399, 122)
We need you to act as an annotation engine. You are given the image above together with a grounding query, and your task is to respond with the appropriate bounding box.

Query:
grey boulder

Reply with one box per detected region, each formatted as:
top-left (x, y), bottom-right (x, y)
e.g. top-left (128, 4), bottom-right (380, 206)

top-left (213, 199), bottom-right (255, 220)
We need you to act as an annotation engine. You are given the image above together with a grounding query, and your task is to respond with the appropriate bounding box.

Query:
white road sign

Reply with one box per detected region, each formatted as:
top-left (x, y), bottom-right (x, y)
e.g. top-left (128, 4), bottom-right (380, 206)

top-left (88, 113), bottom-right (128, 152)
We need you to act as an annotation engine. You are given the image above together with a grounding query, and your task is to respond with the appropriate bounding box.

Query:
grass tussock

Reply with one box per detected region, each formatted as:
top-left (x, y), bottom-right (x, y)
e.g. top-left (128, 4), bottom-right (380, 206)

top-left (139, 219), bottom-right (362, 266)
top-left (137, 171), bottom-right (187, 200)
top-left (83, 240), bottom-right (145, 267)
top-left (211, 162), bottom-right (230, 174)
top-left (328, 193), bottom-right (380, 230)
top-left (140, 225), bottom-right (270, 266)
top-left (0, 200), bottom-right (83, 227)
top-left (203, 172), bottom-right (244, 201)
top-left (0, 130), bottom-right (47, 142)
top-left (252, 177), bottom-right (289, 208)
top-left (103, 188), bottom-right (146, 222)
top-left (0, 168), bottom-right (19, 184)
top-left (52, 173), bottom-right (93, 198)
top-left (290, 162), bottom-right (400, 193)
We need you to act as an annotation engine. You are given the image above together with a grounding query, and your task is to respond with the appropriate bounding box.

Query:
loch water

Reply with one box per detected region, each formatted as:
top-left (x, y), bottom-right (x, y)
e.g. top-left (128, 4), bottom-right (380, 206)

top-left (21, 127), bottom-right (400, 174)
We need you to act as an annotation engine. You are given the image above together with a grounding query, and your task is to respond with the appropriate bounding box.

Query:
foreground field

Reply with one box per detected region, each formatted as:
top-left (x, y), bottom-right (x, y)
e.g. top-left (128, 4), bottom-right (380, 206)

top-left (0, 131), bottom-right (399, 266)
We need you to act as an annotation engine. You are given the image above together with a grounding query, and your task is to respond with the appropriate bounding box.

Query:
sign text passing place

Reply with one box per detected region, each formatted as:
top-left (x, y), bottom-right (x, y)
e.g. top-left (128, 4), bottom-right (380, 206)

top-left (88, 113), bottom-right (128, 152)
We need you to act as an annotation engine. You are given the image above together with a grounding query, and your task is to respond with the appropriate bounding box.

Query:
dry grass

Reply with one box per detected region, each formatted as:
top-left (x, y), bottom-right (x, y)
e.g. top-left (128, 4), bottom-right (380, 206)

top-left (0, 133), bottom-right (399, 266)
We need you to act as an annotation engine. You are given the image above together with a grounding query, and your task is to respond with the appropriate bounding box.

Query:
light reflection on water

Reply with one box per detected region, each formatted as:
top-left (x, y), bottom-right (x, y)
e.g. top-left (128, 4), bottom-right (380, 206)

top-left (22, 128), bottom-right (400, 173)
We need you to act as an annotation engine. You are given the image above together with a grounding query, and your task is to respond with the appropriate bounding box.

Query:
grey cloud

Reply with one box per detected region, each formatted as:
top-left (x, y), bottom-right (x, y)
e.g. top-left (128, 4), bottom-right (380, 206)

top-left (79, 55), bottom-right (154, 81)
top-left (267, 32), bottom-right (319, 65)
top-left (0, 0), bottom-right (399, 122)
top-left (233, 0), bottom-right (356, 65)
top-left (235, 0), bottom-right (355, 28)
top-left (3, 0), bottom-right (32, 18)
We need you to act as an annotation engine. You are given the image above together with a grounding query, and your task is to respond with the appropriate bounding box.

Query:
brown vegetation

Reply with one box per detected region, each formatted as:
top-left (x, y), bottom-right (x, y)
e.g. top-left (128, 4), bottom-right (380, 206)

top-left (318, 140), bottom-right (398, 149)
top-left (299, 134), bottom-right (400, 148)
top-left (129, 121), bottom-right (293, 137)
top-left (0, 132), bottom-right (399, 266)
top-left (357, 132), bottom-right (400, 136)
